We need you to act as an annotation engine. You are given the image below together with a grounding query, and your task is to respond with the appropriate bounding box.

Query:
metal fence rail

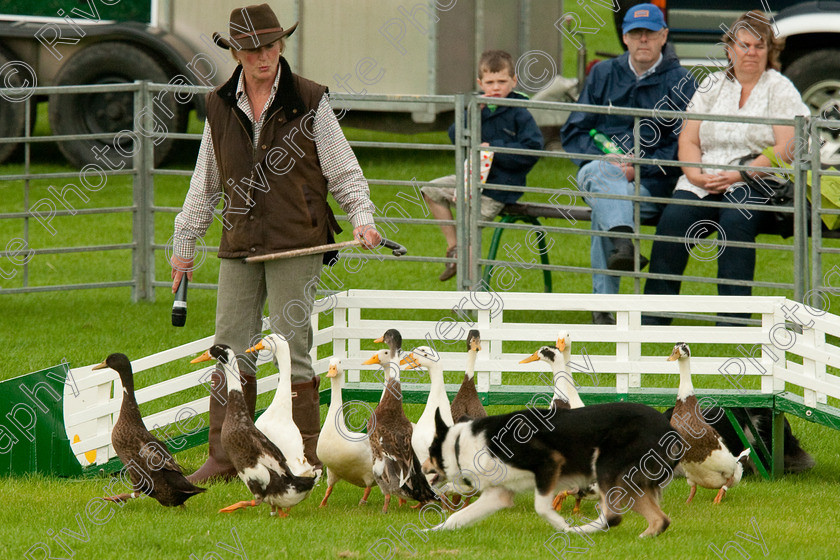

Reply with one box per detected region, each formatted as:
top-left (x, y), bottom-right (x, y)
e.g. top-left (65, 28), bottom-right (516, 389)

top-left (1, 82), bottom-right (838, 308)
top-left (461, 95), bottom-right (835, 307)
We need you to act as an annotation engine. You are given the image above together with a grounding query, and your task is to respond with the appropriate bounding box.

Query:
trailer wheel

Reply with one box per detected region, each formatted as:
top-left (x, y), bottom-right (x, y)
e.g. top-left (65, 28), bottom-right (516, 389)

top-left (786, 49), bottom-right (840, 167)
top-left (0, 48), bottom-right (27, 164)
top-left (48, 41), bottom-right (186, 169)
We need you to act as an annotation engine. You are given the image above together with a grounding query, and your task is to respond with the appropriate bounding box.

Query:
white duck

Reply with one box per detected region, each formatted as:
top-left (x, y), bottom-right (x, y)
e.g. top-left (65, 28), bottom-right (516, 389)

top-left (402, 346), bottom-right (455, 467)
top-left (520, 333), bottom-right (590, 512)
top-left (246, 334), bottom-right (318, 480)
top-left (669, 343), bottom-right (750, 503)
top-left (316, 357), bottom-right (375, 507)
top-left (520, 333), bottom-right (584, 411)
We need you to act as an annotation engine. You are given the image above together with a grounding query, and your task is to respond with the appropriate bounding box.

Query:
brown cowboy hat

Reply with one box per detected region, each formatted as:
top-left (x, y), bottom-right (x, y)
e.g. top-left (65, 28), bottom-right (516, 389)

top-left (213, 3), bottom-right (297, 50)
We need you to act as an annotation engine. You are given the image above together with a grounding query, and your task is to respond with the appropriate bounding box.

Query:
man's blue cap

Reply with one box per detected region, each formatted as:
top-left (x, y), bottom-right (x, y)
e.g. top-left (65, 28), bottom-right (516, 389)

top-left (622, 3), bottom-right (667, 34)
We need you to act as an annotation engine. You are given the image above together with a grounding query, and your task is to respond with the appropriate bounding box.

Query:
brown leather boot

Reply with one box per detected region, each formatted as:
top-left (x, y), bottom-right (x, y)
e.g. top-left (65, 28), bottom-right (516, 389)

top-left (291, 377), bottom-right (323, 472)
top-left (187, 369), bottom-right (258, 484)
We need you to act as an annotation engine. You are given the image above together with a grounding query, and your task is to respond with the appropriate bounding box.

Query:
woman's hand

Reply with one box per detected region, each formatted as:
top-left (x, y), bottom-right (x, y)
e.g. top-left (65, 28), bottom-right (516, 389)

top-left (688, 171), bottom-right (741, 194)
top-left (171, 255), bottom-right (193, 293)
top-left (702, 171), bottom-right (742, 194)
top-left (354, 224), bottom-right (382, 250)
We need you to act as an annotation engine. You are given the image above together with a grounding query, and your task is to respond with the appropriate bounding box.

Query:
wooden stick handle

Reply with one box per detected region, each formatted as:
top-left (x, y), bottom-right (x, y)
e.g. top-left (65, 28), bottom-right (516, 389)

top-left (243, 240), bottom-right (361, 263)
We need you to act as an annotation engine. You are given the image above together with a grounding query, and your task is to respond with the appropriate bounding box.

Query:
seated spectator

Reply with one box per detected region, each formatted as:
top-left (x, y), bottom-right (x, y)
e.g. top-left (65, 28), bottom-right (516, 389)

top-left (422, 49), bottom-right (543, 282)
top-left (560, 3), bottom-right (696, 324)
top-left (643, 10), bottom-right (809, 325)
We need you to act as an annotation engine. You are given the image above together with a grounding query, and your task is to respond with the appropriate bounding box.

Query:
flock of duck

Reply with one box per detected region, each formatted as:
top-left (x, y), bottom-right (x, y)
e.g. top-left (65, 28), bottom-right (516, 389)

top-left (96, 330), bottom-right (758, 516)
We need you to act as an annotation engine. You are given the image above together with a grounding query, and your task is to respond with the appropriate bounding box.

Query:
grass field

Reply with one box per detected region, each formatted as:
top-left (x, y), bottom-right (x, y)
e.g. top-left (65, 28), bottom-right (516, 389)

top-left (2, 5), bottom-right (840, 559)
top-left (1, 466), bottom-right (839, 560)
top-left (1, 126), bottom-right (838, 559)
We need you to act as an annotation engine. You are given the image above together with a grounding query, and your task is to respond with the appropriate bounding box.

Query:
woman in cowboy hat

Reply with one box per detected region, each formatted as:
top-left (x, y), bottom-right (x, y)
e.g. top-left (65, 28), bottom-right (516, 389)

top-left (170, 3), bottom-right (381, 483)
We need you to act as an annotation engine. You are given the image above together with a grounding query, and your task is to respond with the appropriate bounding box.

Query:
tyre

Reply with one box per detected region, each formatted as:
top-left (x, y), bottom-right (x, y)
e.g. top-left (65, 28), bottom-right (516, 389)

top-left (785, 49), bottom-right (840, 167)
top-left (48, 41), bottom-right (187, 169)
top-left (0, 48), bottom-right (27, 164)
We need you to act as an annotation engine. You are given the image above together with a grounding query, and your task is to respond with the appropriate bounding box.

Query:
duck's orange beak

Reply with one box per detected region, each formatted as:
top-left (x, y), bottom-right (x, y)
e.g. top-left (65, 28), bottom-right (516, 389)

top-left (520, 352), bottom-right (540, 364)
top-left (246, 341), bottom-right (266, 353)
top-left (191, 350), bottom-right (212, 364)
top-left (362, 353), bottom-right (381, 365)
top-left (400, 354), bottom-right (421, 369)
top-left (91, 360), bottom-right (108, 371)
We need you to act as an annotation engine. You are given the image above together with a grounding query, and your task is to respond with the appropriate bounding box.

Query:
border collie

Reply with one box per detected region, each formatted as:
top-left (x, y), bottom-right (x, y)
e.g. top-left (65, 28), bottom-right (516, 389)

top-left (423, 402), bottom-right (680, 537)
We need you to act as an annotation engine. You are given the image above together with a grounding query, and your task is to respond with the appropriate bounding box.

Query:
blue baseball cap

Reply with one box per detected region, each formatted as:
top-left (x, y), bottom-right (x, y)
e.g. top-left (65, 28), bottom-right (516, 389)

top-left (622, 3), bottom-right (667, 34)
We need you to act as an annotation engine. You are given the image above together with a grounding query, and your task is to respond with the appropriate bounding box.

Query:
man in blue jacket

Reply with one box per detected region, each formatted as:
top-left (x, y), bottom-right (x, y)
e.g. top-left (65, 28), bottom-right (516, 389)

top-left (561, 3), bottom-right (696, 323)
top-left (423, 50), bottom-right (543, 282)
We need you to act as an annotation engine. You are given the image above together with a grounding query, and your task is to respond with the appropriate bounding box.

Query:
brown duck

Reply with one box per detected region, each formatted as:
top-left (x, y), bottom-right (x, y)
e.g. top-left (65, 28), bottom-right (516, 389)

top-left (365, 329), bottom-right (437, 513)
top-left (449, 329), bottom-right (487, 423)
top-left (96, 353), bottom-right (206, 507)
top-left (192, 344), bottom-right (316, 516)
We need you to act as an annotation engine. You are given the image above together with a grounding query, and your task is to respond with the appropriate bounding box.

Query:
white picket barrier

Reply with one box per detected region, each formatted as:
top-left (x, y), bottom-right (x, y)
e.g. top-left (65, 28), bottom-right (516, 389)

top-left (63, 291), bottom-right (840, 468)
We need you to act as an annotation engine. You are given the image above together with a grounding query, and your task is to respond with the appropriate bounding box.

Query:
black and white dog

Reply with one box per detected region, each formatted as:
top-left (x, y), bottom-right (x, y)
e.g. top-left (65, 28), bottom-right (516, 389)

top-left (423, 402), bottom-right (681, 537)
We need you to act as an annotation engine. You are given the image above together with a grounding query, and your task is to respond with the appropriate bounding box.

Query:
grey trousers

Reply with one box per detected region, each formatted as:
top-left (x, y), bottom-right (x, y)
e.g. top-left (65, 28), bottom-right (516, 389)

top-left (214, 254), bottom-right (322, 383)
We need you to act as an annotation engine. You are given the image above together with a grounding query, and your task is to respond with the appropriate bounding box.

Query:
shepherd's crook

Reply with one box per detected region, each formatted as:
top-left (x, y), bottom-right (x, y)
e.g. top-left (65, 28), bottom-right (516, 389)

top-left (243, 237), bottom-right (407, 263)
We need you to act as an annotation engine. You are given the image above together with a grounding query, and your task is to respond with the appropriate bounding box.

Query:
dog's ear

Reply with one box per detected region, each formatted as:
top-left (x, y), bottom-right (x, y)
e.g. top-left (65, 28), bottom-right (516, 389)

top-left (434, 408), bottom-right (450, 440)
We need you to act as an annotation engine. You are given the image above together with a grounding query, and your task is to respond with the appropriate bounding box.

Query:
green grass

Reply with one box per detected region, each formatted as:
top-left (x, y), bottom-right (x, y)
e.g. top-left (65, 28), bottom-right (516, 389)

top-left (2, 5), bottom-right (840, 556)
top-left (0, 452), bottom-right (838, 560)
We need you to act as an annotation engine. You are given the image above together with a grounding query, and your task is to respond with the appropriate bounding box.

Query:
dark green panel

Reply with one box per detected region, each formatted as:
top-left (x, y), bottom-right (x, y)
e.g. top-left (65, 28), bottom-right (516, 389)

top-left (0, 363), bottom-right (82, 477)
top-left (775, 392), bottom-right (840, 430)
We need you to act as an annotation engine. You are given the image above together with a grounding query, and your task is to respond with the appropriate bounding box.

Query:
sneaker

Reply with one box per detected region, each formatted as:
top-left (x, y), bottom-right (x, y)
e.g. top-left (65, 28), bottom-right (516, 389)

top-left (607, 238), bottom-right (649, 271)
top-left (439, 246), bottom-right (457, 281)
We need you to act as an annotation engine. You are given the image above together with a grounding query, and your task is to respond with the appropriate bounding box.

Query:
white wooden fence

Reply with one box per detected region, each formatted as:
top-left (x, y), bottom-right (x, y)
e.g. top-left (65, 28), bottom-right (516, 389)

top-left (63, 291), bottom-right (840, 468)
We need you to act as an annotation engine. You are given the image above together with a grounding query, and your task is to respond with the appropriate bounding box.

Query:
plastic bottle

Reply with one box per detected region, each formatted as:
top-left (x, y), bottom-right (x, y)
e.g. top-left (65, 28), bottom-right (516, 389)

top-left (590, 129), bottom-right (624, 155)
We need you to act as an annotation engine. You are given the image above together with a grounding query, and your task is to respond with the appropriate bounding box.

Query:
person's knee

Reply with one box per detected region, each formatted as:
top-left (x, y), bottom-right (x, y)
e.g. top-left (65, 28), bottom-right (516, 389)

top-left (579, 161), bottom-right (628, 194)
top-left (718, 213), bottom-right (758, 241)
top-left (420, 186), bottom-right (438, 205)
top-left (577, 161), bottom-right (599, 191)
top-left (655, 207), bottom-right (692, 237)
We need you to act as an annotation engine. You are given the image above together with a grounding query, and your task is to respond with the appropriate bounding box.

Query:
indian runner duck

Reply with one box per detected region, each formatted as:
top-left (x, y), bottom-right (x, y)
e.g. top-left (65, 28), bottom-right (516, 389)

top-left (519, 333), bottom-right (584, 411)
top-left (402, 346), bottom-right (454, 467)
top-left (520, 333), bottom-right (592, 513)
top-left (96, 353), bottom-right (206, 507)
top-left (316, 357), bottom-right (375, 507)
top-left (246, 333), bottom-right (319, 480)
top-left (373, 329), bottom-right (404, 388)
top-left (192, 344), bottom-right (316, 516)
top-left (449, 329), bottom-right (486, 423)
top-left (364, 333), bottom-right (437, 513)
top-left (668, 342), bottom-right (750, 504)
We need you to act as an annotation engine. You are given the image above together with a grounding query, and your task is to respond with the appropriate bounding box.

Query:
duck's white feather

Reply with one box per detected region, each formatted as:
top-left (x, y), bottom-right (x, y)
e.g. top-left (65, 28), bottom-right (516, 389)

top-left (252, 334), bottom-right (316, 479)
top-left (317, 358), bottom-right (375, 489)
top-left (408, 347), bottom-right (454, 465)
